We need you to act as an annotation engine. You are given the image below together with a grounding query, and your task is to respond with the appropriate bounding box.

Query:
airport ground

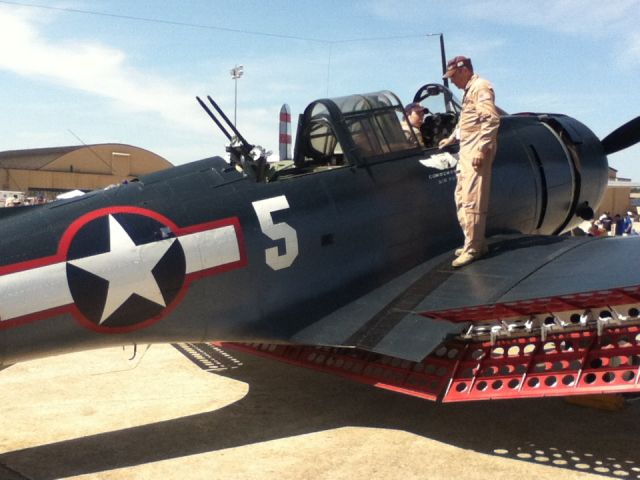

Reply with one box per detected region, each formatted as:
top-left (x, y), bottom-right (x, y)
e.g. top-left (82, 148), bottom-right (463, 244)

top-left (0, 343), bottom-right (638, 480)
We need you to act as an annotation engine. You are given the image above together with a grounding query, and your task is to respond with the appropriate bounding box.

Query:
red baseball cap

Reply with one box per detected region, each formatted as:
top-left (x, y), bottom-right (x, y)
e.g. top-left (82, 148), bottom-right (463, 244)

top-left (443, 56), bottom-right (471, 79)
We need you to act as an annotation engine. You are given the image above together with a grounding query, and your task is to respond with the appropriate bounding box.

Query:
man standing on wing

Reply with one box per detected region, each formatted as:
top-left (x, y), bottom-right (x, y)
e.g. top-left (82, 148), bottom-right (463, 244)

top-left (439, 55), bottom-right (500, 268)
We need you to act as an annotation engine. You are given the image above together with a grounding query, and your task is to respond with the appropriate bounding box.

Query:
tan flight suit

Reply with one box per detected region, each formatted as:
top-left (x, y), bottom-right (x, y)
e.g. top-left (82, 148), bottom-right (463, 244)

top-left (453, 74), bottom-right (500, 254)
top-left (401, 120), bottom-right (425, 147)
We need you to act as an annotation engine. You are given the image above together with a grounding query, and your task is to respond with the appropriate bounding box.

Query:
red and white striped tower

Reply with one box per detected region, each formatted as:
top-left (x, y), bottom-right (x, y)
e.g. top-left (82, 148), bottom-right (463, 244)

top-left (279, 104), bottom-right (292, 161)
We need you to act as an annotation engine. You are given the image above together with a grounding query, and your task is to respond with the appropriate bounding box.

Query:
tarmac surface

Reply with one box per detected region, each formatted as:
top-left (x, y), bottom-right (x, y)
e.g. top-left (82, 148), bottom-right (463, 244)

top-left (1, 343), bottom-right (638, 480)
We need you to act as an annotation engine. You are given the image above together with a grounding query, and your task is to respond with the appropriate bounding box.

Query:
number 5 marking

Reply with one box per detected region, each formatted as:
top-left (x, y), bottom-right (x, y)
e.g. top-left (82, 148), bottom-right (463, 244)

top-left (252, 196), bottom-right (299, 270)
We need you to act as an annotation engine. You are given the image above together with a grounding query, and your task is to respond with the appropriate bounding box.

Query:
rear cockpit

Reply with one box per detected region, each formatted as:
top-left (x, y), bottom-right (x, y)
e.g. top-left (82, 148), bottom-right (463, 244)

top-left (272, 91), bottom-right (420, 179)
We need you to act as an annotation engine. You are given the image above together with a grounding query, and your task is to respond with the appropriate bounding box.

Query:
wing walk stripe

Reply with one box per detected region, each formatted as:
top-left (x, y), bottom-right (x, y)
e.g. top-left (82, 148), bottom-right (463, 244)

top-left (345, 257), bottom-right (455, 349)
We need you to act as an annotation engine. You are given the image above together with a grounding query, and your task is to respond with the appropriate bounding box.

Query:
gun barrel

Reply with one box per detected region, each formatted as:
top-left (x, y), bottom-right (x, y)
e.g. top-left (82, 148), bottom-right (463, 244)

top-left (207, 96), bottom-right (252, 149)
top-left (196, 96), bottom-right (232, 141)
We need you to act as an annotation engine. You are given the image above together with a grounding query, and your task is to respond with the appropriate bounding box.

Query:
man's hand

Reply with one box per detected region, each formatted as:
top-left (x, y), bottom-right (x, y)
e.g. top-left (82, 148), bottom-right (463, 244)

top-left (472, 154), bottom-right (484, 170)
top-left (438, 137), bottom-right (453, 149)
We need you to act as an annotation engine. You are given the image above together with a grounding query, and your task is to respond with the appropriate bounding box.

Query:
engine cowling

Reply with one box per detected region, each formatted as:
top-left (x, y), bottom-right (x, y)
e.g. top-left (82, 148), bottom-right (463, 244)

top-left (487, 113), bottom-right (608, 236)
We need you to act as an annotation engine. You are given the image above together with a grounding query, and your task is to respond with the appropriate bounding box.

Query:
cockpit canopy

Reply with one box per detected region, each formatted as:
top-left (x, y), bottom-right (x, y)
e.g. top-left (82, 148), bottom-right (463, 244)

top-left (294, 91), bottom-right (419, 169)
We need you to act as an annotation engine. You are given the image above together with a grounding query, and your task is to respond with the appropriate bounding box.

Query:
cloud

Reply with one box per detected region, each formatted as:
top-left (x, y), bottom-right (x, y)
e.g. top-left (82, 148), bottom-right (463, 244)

top-left (0, 6), bottom-right (291, 163)
top-left (462, 0), bottom-right (640, 71)
top-left (628, 31), bottom-right (640, 65)
top-left (462, 0), bottom-right (638, 36)
top-left (0, 7), bottom-right (210, 134)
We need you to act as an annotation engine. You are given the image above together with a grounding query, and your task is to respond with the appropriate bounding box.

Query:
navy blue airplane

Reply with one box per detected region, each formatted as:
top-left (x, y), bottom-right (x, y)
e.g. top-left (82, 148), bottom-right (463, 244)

top-left (1, 84), bottom-right (640, 402)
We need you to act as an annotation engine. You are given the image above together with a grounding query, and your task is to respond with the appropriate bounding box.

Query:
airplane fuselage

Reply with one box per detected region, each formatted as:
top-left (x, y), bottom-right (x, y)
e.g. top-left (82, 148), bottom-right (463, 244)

top-left (0, 90), bottom-right (607, 367)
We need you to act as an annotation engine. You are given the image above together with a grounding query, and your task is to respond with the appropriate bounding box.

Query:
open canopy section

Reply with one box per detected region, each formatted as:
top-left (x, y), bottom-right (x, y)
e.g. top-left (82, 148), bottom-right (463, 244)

top-left (293, 91), bottom-right (419, 170)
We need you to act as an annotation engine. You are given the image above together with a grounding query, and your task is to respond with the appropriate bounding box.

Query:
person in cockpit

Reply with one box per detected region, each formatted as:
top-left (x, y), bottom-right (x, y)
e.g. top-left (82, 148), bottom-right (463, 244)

top-left (401, 102), bottom-right (426, 147)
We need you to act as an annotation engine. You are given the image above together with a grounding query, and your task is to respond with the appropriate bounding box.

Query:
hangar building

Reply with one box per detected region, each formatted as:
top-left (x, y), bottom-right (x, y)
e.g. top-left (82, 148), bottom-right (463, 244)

top-left (0, 143), bottom-right (173, 201)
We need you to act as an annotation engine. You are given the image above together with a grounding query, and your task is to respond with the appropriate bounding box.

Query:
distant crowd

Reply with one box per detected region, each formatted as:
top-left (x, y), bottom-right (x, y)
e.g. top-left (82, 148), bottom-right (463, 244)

top-left (577, 211), bottom-right (637, 237)
top-left (2, 193), bottom-right (48, 207)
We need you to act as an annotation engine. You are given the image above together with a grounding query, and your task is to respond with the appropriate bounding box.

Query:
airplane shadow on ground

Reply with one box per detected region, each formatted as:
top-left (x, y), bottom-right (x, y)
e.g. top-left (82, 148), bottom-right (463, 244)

top-left (1, 345), bottom-right (638, 479)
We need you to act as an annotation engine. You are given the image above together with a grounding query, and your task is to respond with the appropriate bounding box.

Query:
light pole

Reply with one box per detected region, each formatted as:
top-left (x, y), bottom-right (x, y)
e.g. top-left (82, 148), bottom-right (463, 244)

top-left (230, 65), bottom-right (244, 126)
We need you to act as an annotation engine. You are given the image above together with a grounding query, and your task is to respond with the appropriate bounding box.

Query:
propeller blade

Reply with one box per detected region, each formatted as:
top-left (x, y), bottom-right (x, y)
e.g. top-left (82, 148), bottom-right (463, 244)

top-left (601, 116), bottom-right (640, 155)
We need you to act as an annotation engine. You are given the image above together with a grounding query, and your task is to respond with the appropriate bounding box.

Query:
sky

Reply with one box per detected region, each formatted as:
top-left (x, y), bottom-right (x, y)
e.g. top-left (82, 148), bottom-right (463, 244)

top-left (0, 0), bottom-right (639, 179)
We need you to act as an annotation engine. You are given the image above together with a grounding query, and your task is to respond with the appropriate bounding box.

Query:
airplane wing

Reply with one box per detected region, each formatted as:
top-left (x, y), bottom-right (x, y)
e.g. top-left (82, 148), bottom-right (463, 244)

top-left (292, 234), bottom-right (640, 357)
top-left (223, 234), bottom-right (640, 402)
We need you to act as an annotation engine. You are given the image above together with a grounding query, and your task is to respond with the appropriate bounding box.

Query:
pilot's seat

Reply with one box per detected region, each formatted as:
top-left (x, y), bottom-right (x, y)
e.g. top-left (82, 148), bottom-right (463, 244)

top-left (421, 112), bottom-right (458, 148)
top-left (303, 117), bottom-right (345, 170)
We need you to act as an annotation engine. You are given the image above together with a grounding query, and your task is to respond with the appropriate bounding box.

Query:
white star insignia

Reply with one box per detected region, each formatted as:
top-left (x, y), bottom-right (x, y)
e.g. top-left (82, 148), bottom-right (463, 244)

top-left (68, 215), bottom-right (176, 323)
